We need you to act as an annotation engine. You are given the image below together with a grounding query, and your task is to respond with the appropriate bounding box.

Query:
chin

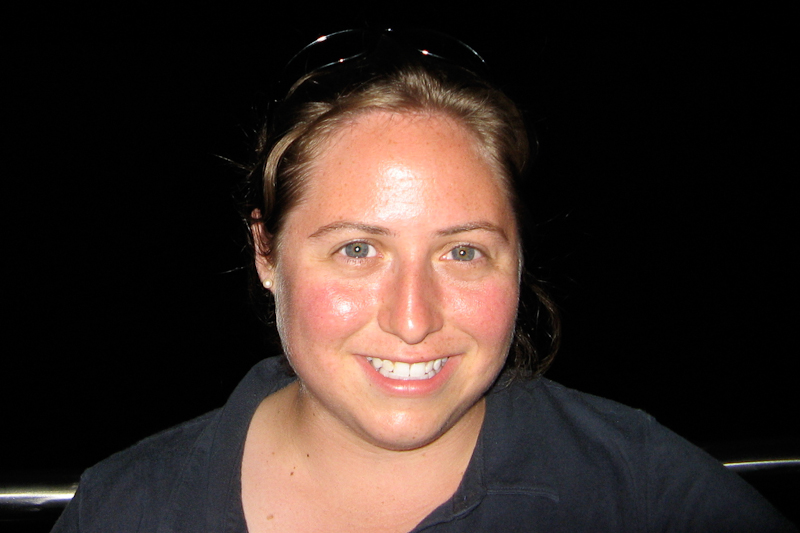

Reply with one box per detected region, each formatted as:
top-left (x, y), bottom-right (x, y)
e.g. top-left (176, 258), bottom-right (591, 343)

top-left (364, 428), bottom-right (447, 452)
top-left (352, 401), bottom-right (483, 452)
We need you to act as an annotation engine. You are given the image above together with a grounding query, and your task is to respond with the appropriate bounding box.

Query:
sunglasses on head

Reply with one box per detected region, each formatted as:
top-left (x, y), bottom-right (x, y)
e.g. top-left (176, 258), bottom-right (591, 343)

top-left (272, 28), bottom-right (491, 107)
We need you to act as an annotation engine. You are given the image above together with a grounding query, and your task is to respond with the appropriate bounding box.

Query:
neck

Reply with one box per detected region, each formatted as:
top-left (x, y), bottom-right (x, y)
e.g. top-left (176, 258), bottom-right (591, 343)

top-left (273, 382), bottom-right (484, 493)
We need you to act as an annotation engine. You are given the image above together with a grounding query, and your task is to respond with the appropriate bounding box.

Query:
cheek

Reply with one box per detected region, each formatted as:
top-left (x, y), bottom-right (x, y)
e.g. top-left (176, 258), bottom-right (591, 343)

top-left (276, 274), bottom-right (376, 346)
top-left (448, 279), bottom-right (519, 342)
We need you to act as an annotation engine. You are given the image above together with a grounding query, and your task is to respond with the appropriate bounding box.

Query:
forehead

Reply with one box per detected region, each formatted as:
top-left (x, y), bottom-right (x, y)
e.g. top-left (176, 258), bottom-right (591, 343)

top-left (293, 111), bottom-right (515, 227)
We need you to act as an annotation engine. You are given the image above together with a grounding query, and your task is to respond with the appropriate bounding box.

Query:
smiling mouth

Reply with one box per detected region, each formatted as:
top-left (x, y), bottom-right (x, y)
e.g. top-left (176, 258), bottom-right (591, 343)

top-left (366, 357), bottom-right (449, 381)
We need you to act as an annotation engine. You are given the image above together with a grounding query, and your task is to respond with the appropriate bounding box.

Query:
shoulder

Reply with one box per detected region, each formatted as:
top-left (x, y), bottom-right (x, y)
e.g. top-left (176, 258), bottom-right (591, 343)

top-left (52, 357), bottom-right (294, 532)
top-left (82, 409), bottom-right (220, 492)
top-left (488, 377), bottom-right (657, 449)
top-left (482, 378), bottom-right (796, 532)
top-left (484, 378), bottom-right (660, 489)
top-left (52, 410), bottom-right (221, 532)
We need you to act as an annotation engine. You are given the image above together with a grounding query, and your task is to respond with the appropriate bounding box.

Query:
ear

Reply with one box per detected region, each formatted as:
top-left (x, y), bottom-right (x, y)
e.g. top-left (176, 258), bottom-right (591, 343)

top-left (251, 213), bottom-right (275, 292)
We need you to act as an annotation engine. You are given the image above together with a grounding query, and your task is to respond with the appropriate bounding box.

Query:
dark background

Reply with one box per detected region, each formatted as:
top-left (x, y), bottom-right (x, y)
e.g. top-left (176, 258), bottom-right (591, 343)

top-left (4, 0), bottom-right (796, 516)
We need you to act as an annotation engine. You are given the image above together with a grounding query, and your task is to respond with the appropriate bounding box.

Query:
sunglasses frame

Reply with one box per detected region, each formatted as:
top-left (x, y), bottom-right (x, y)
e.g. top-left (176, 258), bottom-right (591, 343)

top-left (271, 28), bottom-right (491, 109)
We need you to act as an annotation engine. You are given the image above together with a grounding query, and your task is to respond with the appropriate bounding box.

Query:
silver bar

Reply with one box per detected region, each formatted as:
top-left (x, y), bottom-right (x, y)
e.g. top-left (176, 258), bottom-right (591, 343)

top-left (0, 483), bottom-right (77, 511)
top-left (723, 458), bottom-right (800, 472)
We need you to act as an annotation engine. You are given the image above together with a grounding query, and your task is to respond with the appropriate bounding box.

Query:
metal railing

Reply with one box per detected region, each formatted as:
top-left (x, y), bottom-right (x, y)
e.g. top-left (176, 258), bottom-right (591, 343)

top-left (0, 483), bottom-right (77, 513)
top-left (723, 458), bottom-right (800, 472)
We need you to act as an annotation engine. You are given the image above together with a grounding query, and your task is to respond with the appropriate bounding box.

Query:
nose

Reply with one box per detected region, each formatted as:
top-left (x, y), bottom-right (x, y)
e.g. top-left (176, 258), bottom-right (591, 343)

top-left (378, 261), bottom-right (444, 345)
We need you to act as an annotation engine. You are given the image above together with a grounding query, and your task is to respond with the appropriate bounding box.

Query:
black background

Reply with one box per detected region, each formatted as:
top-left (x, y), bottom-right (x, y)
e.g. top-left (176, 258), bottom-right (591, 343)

top-left (4, 0), bottom-right (796, 508)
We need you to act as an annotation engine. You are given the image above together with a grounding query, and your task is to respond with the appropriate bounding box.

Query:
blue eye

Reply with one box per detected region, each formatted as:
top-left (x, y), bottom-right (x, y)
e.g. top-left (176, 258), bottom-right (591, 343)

top-left (449, 246), bottom-right (477, 261)
top-left (341, 242), bottom-right (375, 258)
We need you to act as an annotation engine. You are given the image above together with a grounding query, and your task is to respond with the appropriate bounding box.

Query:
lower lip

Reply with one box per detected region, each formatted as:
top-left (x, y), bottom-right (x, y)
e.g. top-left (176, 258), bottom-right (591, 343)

top-left (357, 356), bottom-right (458, 397)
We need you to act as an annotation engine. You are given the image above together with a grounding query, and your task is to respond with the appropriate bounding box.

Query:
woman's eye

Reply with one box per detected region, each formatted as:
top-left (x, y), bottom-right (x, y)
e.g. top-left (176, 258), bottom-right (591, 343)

top-left (340, 242), bottom-right (376, 259)
top-left (447, 245), bottom-right (480, 261)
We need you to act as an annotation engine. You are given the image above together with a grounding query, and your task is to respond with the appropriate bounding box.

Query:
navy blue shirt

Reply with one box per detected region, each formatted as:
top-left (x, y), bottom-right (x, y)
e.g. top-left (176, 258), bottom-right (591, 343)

top-left (52, 357), bottom-right (795, 532)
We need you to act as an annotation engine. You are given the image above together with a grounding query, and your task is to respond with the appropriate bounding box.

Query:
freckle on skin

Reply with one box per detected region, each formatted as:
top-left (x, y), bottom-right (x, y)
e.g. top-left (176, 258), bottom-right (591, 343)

top-left (267, 514), bottom-right (274, 520)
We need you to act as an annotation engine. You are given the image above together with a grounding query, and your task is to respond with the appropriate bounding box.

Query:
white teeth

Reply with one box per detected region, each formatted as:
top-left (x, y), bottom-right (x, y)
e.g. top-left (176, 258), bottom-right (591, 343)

top-left (393, 361), bottom-right (410, 377)
top-left (365, 356), bottom-right (448, 380)
top-left (409, 362), bottom-right (426, 378)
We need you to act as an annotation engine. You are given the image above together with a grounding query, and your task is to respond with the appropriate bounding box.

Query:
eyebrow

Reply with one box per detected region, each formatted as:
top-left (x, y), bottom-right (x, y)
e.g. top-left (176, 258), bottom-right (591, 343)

top-left (308, 220), bottom-right (509, 242)
top-left (436, 221), bottom-right (510, 242)
top-left (308, 222), bottom-right (393, 239)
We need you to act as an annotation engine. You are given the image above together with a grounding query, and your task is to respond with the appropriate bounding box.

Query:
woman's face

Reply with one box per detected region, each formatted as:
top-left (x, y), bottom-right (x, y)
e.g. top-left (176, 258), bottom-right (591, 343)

top-left (261, 111), bottom-right (520, 451)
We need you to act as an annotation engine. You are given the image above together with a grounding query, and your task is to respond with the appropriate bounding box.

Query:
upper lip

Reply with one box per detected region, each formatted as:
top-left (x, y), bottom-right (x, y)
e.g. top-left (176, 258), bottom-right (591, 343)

top-left (362, 354), bottom-right (456, 364)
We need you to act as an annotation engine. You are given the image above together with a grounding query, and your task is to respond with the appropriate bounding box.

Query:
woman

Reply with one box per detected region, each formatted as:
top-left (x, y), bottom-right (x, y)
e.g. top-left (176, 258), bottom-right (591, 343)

top-left (52, 29), bottom-right (793, 532)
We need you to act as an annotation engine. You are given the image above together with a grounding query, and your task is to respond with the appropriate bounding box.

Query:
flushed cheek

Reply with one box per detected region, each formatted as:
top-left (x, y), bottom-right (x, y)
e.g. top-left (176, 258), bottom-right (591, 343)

top-left (280, 277), bottom-right (377, 343)
top-left (448, 281), bottom-right (519, 340)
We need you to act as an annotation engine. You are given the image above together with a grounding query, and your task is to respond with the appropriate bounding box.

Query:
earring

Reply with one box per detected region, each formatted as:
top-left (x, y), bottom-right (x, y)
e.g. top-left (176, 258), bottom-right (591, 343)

top-left (263, 279), bottom-right (273, 290)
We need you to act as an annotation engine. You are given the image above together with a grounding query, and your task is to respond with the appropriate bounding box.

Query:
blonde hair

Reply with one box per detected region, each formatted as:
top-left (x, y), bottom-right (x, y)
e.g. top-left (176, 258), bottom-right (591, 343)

top-left (251, 63), bottom-right (528, 247)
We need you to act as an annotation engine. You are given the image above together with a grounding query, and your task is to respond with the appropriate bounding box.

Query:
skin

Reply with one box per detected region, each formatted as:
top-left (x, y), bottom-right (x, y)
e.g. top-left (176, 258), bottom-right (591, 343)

top-left (244, 110), bottom-right (520, 531)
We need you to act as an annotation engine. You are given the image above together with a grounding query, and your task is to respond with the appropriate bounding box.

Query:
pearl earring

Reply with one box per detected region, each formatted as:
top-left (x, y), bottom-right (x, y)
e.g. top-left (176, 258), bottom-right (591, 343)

top-left (263, 279), bottom-right (273, 290)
